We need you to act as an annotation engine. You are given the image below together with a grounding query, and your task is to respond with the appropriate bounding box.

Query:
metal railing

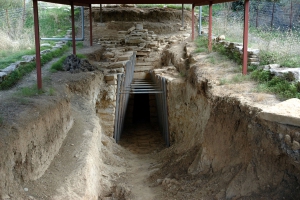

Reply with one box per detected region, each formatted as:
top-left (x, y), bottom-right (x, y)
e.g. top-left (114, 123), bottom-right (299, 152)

top-left (114, 52), bottom-right (136, 143)
top-left (151, 72), bottom-right (170, 147)
top-left (114, 57), bottom-right (170, 146)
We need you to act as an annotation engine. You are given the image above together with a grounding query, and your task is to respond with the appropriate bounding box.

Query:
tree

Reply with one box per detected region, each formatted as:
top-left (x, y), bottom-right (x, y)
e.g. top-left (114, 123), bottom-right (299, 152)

top-left (0, 0), bottom-right (24, 9)
top-left (232, 0), bottom-right (244, 11)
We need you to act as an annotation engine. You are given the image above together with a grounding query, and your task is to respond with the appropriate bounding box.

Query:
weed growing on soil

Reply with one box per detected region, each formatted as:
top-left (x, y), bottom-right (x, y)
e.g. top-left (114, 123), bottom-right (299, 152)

top-left (213, 17), bottom-right (300, 67)
top-left (251, 70), bottom-right (300, 99)
top-left (48, 87), bottom-right (56, 96)
top-left (219, 74), bottom-right (250, 85)
top-left (17, 85), bottom-right (44, 97)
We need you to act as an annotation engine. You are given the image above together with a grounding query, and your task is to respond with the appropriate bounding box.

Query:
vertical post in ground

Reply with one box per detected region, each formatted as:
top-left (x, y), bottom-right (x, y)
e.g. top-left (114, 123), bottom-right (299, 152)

top-left (89, 4), bottom-right (93, 46)
top-left (33, 0), bottom-right (42, 90)
top-left (243, 0), bottom-right (250, 75)
top-left (71, 2), bottom-right (76, 55)
top-left (290, 0), bottom-right (293, 31)
top-left (208, 1), bottom-right (212, 52)
top-left (199, 6), bottom-right (202, 35)
top-left (192, 4), bottom-right (195, 41)
top-left (100, 4), bottom-right (102, 23)
top-left (271, 1), bottom-right (275, 30)
top-left (182, 4), bottom-right (184, 27)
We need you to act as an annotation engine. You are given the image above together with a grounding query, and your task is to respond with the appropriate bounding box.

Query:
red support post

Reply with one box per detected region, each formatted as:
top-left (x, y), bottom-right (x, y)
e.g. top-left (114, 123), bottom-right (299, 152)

top-left (33, 0), bottom-right (42, 90)
top-left (208, 1), bottom-right (212, 52)
top-left (242, 0), bottom-right (250, 75)
top-left (89, 4), bottom-right (93, 46)
top-left (71, 2), bottom-right (76, 55)
top-left (191, 4), bottom-right (195, 41)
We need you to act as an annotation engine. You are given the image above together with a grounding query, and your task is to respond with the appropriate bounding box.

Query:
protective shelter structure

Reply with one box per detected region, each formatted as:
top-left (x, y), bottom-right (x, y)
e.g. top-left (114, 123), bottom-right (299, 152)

top-left (32, 0), bottom-right (250, 90)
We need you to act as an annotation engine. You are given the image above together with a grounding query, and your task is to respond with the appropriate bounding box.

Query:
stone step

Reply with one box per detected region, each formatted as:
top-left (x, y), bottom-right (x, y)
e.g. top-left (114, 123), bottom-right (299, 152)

top-left (134, 65), bottom-right (154, 72)
top-left (133, 71), bottom-right (151, 79)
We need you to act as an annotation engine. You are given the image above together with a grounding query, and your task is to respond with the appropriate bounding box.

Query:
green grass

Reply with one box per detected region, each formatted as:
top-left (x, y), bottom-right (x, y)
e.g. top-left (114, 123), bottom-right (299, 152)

top-left (50, 55), bottom-right (67, 72)
top-left (195, 36), bottom-right (208, 53)
top-left (0, 45), bottom-right (69, 90)
top-left (0, 47), bottom-right (49, 70)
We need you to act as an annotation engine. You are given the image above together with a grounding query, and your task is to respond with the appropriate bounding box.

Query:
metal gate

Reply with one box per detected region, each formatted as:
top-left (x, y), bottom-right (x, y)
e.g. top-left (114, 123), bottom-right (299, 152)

top-left (114, 57), bottom-right (170, 146)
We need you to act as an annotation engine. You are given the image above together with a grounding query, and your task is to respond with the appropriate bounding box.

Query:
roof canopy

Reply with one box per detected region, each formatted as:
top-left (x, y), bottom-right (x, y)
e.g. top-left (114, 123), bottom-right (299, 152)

top-left (38, 0), bottom-right (238, 7)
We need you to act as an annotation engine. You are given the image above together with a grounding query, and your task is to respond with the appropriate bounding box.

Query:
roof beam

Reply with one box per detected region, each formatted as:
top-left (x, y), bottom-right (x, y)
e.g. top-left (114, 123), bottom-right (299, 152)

top-left (38, 0), bottom-right (237, 6)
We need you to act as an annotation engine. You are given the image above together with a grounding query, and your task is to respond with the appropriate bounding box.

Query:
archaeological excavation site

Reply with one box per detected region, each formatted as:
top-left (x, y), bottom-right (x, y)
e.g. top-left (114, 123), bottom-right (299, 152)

top-left (1, 2), bottom-right (300, 200)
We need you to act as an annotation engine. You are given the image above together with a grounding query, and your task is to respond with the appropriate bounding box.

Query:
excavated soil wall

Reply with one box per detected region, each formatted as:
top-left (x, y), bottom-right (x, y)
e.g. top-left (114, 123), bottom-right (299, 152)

top-left (92, 7), bottom-right (192, 34)
top-left (0, 97), bottom-right (73, 197)
top-left (153, 44), bottom-right (300, 199)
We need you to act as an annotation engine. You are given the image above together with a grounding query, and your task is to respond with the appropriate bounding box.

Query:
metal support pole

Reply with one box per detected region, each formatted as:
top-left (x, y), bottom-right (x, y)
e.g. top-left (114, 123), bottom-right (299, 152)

top-left (208, 1), bottom-right (213, 52)
top-left (89, 4), bottom-right (93, 46)
top-left (192, 4), bottom-right (195, 41)
top-left (182, 4), bottom-right (184, 27)
top-left (199, 6), bottom-right (202, 35)
top-left (290, 0), bottom-right (293, 31)
top-left (242, 0), bottom-right (250, 75)
top-left (71, 2), bottom-right (76, 55)
top-left (33, 0), bottom-right (42, 90)
top-left (100, 4), bottom-right (102, 23)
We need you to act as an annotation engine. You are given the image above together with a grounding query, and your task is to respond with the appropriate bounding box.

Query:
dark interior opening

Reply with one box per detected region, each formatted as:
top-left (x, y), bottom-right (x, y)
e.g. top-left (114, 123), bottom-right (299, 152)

top-left (133, 94), bottom-right (150, 124)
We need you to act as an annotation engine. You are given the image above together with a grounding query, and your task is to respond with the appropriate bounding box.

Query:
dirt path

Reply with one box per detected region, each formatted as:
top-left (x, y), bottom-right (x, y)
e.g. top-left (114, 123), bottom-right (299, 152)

top-left (119, 123), bottom-right (165, 200)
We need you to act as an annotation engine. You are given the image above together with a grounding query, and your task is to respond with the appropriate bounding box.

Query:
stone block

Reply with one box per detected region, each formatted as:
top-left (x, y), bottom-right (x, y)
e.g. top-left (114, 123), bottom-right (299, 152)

top-left (248, 58), bottom-right (259, 62)
top-left (258, 98), bottom-right (300, 127)
top-left (107, 80), bottom-right (117, 85)
top-left (117, 55), bottom-right (131, 61)
top-left (41, 43), bottom-right (51, 47)
top-left (105, 74), bottom-right (117, 81)
top-left (269, 64), bottom-right (280, 69)
top-left (103, 52), bottom-right (115, 58)
top-left (135, 62), bottom-right (153, 66)
top-left (270, 68), bottom-right (300, 81)
top-left (2, 63), bottom-right (19, 74)
top-left (136, 52), bottom-right (149, 56)
top-left (136, 23), bottom-right (143, 30)
top-left (108, 61), bottom-right (126, 69)
top-left (118, 31), bottom-right (127, 34)
top-left (133, 72), bottom-right (151, 79)
top-left (22, 55), bottom-right (35, 62)
top-left (249, 62), bottom-right (260, 66)
top-left (127, 26), bottom-right (135, 33)
top-left (134, 65), bottom-right (154, 72)
top-left (40, 49), bottom-right (51, 55)
top-left (126, 38), bottom-right (146, 44)
top-left (248, 48), bottom-right (260, 55)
